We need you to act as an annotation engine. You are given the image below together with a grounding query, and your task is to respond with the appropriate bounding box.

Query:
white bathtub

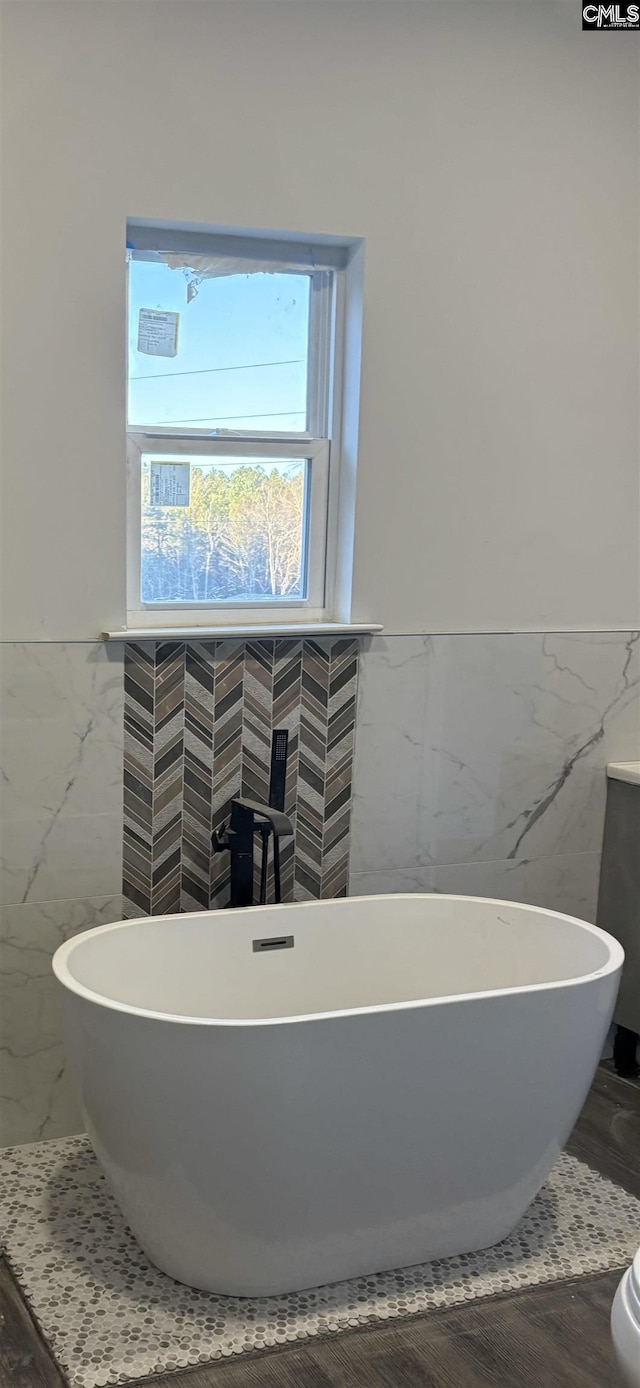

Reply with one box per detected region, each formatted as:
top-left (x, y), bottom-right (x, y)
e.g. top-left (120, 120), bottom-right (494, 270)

top-left (53, 894), bottom-right (622, 1297)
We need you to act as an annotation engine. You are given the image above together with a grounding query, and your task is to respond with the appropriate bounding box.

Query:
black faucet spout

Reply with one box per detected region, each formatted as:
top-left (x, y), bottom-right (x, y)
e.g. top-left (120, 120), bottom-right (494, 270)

top-left (211, 798), bottom-right (294, 909)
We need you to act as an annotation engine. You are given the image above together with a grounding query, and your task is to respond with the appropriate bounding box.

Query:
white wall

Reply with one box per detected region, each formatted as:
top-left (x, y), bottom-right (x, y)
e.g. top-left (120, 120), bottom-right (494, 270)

top-left (1, 0), bottom-right (638, 640)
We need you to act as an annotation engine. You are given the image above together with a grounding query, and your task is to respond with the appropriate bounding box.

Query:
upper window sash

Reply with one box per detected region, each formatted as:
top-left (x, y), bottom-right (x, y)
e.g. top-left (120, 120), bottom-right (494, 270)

top-left (127, 238), bottom-right (338, 440)
top-left (128, 267), bottom-right (335, 446)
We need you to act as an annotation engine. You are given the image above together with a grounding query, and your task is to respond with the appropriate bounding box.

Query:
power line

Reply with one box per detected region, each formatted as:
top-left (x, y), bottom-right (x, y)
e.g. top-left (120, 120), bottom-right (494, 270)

top-left (150, 409), bottom-right (305, 425)
top-left (130, 358), bottom-right (302, 384)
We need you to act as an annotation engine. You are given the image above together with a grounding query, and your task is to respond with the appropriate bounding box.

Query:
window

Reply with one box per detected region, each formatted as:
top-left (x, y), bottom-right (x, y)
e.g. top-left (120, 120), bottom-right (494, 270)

top-left (126, 224), bottom-right (350, 628)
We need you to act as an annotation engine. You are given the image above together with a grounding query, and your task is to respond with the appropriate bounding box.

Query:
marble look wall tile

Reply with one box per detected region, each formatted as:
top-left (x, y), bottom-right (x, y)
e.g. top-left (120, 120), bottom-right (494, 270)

top-left (434, 853), bottom-right (602, 924)
top-left (0, 895), bottom-right (122, 1147)
top-left (349, 866), bottom-right (437, 897)
top-left (0, 812), bottom-right (123, 906)
top-left (351, 632), bottom-right (639, 875)
top-left (350, 852), bottom-right (602, 925)
top-left (0, 643), bottom-right (124, 904)
top-left (349, 637), bottom-right (428, 873)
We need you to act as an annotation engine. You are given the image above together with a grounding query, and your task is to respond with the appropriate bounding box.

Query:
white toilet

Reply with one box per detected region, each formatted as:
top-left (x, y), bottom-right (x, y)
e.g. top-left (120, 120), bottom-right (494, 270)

top-left (612, 1250), bottom-right (640, 1386)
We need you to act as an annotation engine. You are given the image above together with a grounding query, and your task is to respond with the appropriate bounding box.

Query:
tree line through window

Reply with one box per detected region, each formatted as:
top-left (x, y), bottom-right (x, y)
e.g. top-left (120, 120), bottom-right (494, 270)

top-left (141, 461), bottom-right (306, 603)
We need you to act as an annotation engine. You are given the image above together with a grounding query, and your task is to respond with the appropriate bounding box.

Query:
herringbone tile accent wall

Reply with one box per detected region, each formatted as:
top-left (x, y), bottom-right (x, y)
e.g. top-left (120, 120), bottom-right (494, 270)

top-left (122, 638), bottom-right (359, 915)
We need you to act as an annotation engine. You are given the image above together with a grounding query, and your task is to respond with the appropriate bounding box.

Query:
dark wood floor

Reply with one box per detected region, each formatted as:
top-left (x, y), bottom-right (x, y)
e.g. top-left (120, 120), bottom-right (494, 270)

top-left (2, 1065), bottom-right (639, 1388)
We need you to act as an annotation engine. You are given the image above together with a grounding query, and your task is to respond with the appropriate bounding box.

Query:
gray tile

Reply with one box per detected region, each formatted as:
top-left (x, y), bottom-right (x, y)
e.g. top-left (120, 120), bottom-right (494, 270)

top-left (123, 639), bottom-right (360, 916)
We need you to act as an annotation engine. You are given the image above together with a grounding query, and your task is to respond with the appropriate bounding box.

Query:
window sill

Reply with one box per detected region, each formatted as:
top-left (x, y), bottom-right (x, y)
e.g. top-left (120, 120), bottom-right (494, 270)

top-left (102, 621), bottom-right (383, 641)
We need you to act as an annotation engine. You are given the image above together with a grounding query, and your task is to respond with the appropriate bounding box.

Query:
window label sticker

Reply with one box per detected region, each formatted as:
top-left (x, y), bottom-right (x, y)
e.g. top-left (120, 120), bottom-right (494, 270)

top-left (149, 462), bottom-right (190, 508)
top-left (137, 308), bottom-right (180, 358)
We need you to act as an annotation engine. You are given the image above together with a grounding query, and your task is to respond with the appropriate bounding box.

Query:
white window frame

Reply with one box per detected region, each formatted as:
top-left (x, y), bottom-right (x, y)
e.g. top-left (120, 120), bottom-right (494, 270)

top-left (126, 229), bottom-right (346, 630)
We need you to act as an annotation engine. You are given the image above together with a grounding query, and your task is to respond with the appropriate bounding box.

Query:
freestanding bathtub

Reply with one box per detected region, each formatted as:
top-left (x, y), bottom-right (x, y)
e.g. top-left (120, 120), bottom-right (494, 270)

top-left (53, 894), bottom-right (622, 1297)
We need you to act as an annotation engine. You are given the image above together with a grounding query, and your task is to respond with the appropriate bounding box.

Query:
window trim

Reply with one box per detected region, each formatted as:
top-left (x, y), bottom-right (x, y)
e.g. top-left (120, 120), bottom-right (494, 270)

top-left (127, 221), bottom-right (350, 272)
top-left (126, 233), bottom-right (345, 629)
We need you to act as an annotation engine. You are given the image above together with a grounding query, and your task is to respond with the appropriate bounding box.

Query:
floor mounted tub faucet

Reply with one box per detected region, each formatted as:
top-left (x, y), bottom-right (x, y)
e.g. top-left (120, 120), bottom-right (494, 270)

top-left (212, 797), bottom-right (294, 908)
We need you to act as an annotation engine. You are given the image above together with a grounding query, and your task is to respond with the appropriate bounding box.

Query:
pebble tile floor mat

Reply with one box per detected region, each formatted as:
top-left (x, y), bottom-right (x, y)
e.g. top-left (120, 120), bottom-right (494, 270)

top-left (1, 1135), bottom-right (640, 1388)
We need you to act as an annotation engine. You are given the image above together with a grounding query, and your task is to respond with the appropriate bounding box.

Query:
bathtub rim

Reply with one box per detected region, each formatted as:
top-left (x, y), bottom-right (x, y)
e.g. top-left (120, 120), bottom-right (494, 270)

top-left (51, 893), bottom-right (624, 1029)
